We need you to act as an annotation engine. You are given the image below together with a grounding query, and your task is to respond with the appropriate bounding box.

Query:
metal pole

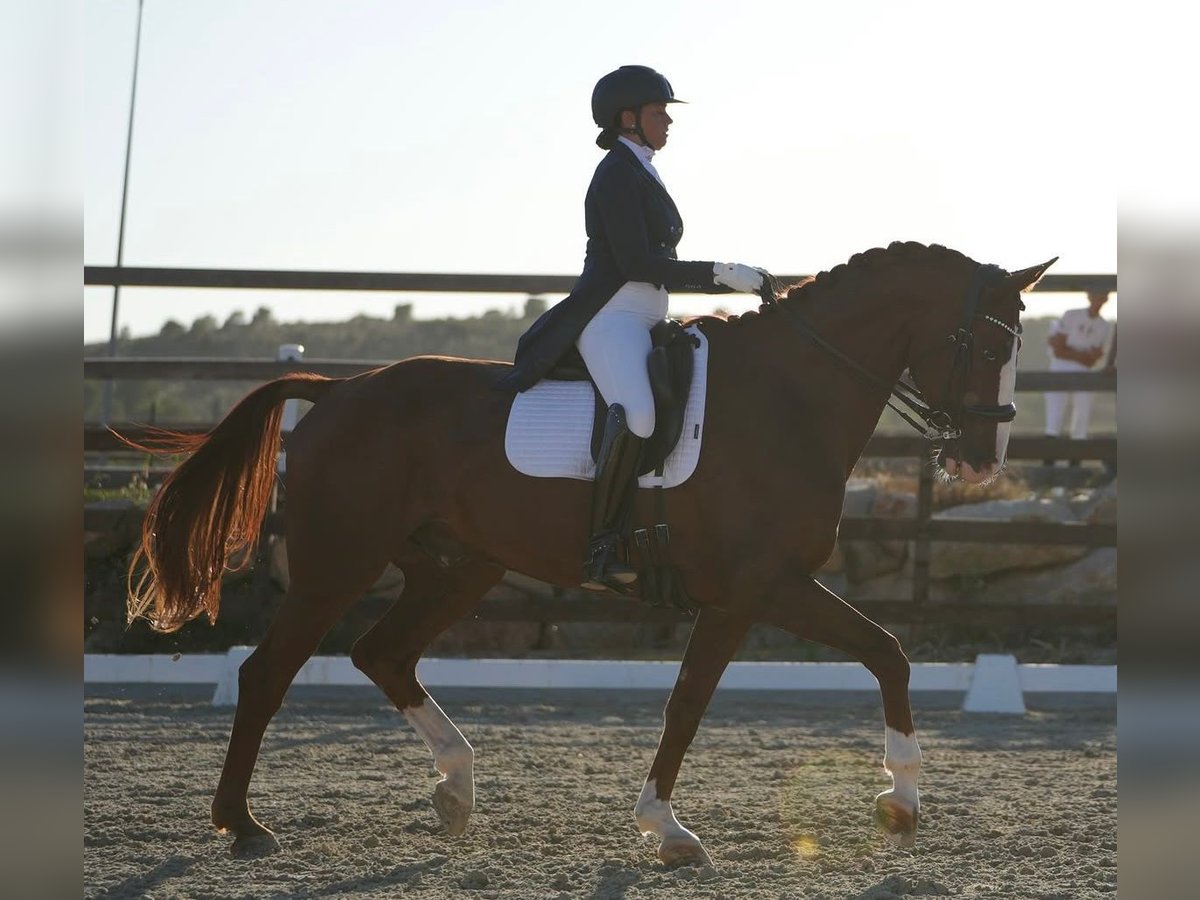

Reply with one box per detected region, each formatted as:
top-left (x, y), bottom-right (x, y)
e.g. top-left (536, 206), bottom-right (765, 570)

top-left (276, 344), bottom-right (305, 474)
top-left (101, 0), bottom-right (146, 426)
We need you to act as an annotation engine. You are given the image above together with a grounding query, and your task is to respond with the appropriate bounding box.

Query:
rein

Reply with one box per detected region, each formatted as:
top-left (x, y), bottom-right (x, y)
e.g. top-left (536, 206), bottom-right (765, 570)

top-left (755, 264), bottom-right (1017, 442)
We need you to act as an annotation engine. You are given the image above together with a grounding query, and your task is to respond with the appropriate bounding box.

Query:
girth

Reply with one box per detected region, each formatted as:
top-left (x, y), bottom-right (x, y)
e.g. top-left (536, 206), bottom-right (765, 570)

top-left (542, 319), bottom-right (698, 476)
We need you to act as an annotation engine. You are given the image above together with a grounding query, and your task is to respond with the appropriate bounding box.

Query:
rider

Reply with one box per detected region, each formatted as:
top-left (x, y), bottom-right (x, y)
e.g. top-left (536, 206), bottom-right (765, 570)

top-left (499, 64), bottom-right (768, 591)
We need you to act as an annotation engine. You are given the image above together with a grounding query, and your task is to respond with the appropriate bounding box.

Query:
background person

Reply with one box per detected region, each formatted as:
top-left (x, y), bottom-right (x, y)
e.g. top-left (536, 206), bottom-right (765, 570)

top-left (1043, 290), bottom-right (1114, 464)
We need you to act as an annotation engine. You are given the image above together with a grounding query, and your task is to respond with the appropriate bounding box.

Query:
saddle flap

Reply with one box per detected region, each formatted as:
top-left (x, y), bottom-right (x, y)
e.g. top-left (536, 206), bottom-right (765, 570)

top-left (589, 319), bottom-right (697, 475)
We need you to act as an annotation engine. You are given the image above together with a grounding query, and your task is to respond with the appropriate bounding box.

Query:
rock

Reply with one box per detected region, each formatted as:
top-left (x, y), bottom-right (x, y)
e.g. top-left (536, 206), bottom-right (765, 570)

top-left (930, 497), bottom-right (1089, 579)
top-left (1084, 480), bottom-right (1117, 525)
top-left (842, 479), bottom-right (877, 516)
top-left (843, 539), bottom-right (908, 583)
top-left (972, 548), bottom-right (1116, 606)
top-left (872, 489), bottom-right (917, 519)
top-left (841, 485), bottom-right (914, 583)
top-left (843, 564), bottom-right (955, 605)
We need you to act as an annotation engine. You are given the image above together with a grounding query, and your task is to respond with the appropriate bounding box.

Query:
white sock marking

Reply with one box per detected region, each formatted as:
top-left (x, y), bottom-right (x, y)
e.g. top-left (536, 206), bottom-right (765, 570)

top-left (404, 697), bottom-right (474, 806)
top-left (634, 779), bottom-right (701, 846)
top-left (883, 727), bottom-right (921, 806)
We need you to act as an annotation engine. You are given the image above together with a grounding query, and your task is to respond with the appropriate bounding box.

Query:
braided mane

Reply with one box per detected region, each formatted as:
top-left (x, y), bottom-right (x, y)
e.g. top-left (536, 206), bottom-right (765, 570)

top-left (713, 242), bottom-right (980, 325)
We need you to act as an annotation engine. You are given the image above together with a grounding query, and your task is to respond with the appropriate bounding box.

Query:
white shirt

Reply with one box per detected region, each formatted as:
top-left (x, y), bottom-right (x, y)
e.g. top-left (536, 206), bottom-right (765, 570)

top-left (618, 136), bottom-right (665, 187)
top-left (1048, 308), bottom-right (1113, 372)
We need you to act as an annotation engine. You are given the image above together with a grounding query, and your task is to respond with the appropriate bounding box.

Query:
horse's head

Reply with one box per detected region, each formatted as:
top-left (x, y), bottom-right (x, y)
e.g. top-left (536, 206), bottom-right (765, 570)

top-left (906, 257), bottom-right (1057, 484)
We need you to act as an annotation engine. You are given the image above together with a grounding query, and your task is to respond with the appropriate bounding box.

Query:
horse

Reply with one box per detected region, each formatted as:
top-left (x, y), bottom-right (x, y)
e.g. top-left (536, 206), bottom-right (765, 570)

top-left (124, 241), bottom-right (1052, 866)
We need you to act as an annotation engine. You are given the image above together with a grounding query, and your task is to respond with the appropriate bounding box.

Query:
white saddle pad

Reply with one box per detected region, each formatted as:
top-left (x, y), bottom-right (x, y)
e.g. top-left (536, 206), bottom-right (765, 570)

top-left (505, 325), bottom-right (709, 489)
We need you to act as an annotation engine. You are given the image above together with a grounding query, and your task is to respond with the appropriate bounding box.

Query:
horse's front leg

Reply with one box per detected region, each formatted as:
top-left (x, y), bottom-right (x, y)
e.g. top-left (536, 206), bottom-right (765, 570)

top-left (758, 574), bottom-right (921, 847)
top-left (636, 606), bottom-right (751, 867)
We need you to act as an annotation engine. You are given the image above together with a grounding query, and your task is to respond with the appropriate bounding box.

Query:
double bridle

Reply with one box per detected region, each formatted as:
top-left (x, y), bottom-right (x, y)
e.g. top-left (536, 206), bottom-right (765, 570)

top-left (758, 263), bottom-right (1021, 442)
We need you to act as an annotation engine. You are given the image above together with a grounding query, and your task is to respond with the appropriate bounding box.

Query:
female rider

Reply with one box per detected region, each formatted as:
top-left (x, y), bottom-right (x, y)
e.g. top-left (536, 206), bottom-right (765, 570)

top-left (500, 65), bottom-right (767, 591)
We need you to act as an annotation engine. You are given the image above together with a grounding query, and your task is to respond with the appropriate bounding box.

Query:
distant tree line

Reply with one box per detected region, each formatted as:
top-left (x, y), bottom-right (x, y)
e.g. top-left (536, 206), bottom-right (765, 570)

top-left (83, 298), bottom-right (549, 423)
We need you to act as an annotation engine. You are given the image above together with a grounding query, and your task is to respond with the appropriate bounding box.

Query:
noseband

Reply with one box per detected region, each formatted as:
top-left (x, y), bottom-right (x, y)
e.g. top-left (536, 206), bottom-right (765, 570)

top-left (759, 263), bottom-right (1021, 442)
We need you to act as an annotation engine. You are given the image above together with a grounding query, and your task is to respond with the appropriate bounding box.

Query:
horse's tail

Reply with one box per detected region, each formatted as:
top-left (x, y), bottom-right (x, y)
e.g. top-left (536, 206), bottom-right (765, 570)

top-left (120, 373), bottom-right (338, 633)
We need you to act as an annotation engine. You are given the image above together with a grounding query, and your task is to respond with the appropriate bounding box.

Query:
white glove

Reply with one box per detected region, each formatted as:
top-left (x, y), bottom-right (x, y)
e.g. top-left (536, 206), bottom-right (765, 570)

top-left (713, 262), bottom-right (765, 293)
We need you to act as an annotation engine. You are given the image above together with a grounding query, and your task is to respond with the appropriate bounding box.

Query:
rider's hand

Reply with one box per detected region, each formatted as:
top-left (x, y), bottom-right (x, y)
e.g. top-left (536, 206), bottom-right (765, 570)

top-left (713, 262), bottom-right (765, 293)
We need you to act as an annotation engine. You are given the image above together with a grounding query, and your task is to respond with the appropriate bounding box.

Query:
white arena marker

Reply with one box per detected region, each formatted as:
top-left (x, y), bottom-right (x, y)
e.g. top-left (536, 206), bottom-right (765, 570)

top-left (963, 653), bottom-right (1026, 714)
top-left (212, 646), bottom-right (254, 707)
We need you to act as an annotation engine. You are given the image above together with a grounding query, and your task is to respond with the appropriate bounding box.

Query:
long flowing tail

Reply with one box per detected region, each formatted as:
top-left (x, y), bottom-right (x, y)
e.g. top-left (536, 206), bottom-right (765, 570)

top-left (121, 373), bottom-right (338, 633)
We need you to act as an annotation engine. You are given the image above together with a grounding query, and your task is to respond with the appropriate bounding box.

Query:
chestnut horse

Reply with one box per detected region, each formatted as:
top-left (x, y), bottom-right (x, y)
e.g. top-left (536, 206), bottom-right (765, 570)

top-left (126, 242), bottom-right (1052, 865)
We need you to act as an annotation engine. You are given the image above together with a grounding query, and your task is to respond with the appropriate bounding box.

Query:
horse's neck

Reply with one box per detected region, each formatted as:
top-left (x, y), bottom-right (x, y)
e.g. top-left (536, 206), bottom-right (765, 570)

top-left (776, 271), bottom-right (914, 468)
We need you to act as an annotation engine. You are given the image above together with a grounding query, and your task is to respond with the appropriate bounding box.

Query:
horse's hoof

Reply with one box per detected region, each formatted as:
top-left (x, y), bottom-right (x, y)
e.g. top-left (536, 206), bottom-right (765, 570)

top-left (657, 836), bottom-right (713, 868)
top-left (229, 829), bottom-right (281, 858)
top-left (432, 780), bottom-right (472, 837)
top-left (874, 791), bottom-right (920, 848)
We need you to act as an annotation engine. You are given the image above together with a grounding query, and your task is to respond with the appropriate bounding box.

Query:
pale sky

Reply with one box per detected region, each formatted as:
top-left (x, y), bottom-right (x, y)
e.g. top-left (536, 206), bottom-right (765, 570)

top-left (84, 0), bottom-right (1118, 344)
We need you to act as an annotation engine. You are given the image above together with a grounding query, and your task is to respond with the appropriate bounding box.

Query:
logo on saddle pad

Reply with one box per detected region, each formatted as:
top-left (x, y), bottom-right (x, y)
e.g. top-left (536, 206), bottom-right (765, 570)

top-left (505, 325), bottom-right (709, 488)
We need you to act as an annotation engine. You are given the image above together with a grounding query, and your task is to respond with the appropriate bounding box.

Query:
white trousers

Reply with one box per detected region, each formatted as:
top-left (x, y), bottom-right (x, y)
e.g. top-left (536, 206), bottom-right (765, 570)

top-left (576, 282), bottom-right (669, 439)
top-left (1044, 359), bottom-right (1098, 440)
top-left (1044, 390), bottom-right (1095, 440)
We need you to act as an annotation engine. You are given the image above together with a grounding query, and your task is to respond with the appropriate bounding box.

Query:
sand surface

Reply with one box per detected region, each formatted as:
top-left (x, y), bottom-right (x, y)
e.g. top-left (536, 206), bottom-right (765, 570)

top-left (85, 685), bottom-right (1115, 898)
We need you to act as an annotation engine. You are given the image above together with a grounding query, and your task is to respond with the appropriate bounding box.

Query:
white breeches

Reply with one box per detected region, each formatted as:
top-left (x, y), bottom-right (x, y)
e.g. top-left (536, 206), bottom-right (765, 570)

top-left (1044, 391), bottom-right (1095, 440)
top-left (576, 281), bottom-right (669, 439)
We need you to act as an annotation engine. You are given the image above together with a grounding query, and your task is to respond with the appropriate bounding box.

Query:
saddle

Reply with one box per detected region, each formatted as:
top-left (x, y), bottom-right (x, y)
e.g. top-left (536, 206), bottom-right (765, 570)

top-left (544, 319), bottom-right (699, 477)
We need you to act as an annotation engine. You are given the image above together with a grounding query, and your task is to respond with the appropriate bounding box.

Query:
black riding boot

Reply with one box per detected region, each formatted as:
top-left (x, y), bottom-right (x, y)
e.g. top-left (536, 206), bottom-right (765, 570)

top-left (581, 404), bottom-right (644, 591)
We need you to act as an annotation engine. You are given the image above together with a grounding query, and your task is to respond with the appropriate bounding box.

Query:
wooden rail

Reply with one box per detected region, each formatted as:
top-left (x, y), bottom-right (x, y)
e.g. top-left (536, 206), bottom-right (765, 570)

top-left (84, 423), bottom-right (1117, 464)
top-left (84, 265), bottom-right (1117, 296)
top-left (81, 357), bottom-right (1118, 394)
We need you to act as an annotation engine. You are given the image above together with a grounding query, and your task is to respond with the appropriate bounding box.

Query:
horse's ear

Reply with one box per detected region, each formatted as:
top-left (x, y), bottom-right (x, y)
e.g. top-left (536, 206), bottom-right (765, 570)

top-left (1003, 257), bottom-right (1059, 293)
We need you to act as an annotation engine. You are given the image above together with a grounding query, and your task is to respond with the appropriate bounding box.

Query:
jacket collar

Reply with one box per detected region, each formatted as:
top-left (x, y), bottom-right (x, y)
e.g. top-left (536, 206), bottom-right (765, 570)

top-left (610, 140), bottom-right (675, 207)
top-left (617, 135), bottom-right (657, 167)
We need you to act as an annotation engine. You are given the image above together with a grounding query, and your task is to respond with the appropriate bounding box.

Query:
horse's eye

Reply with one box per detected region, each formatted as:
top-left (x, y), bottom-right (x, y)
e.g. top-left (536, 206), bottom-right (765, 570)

top-left (983, 349), bottom-right (997, 362)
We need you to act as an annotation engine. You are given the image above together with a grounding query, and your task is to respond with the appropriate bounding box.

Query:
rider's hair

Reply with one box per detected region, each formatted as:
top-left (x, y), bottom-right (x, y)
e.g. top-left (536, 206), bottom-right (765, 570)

top-left (596, 126), bottom-right (619, 149)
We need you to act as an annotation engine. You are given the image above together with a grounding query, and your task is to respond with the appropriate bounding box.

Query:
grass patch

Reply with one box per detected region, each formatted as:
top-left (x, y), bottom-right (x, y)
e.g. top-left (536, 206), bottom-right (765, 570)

top-left (84, 474), bottom-right (153, 506)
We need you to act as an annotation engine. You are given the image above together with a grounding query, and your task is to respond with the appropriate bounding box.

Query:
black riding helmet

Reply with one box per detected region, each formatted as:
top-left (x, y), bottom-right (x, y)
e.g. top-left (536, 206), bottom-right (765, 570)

top-left (591, 65), bottom-right (685, 147)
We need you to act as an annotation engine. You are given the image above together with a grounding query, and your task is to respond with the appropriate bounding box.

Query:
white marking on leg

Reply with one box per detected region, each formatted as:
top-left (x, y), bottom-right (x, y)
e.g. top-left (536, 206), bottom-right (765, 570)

top-left (404, 697), bottom-right (474, 808)
top-left (883, 727), bottom-right (921, 805)
top-left (634, 779), bottom-right (700, 845)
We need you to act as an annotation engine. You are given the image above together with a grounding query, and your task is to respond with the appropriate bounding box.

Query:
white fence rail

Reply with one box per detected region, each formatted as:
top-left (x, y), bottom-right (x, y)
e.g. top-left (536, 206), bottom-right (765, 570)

top-left (84, 650), bottom-right (1116, 714)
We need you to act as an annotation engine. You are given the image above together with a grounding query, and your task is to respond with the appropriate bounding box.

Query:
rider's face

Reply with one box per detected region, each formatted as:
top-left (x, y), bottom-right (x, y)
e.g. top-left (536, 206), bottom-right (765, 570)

top-left (622, 103), bottom-right (672, 150)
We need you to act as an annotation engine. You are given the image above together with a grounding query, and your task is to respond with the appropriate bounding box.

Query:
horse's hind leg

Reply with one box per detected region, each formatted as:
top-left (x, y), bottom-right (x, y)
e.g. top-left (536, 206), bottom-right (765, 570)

top-left (350, 553), bottom-right (504, 837)
top-left (636, 607), bottom-right (752, 867)
top-left (211, 536), bottom-right (392, 857)
top-left (758, 575), bottom-right (921, 848)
